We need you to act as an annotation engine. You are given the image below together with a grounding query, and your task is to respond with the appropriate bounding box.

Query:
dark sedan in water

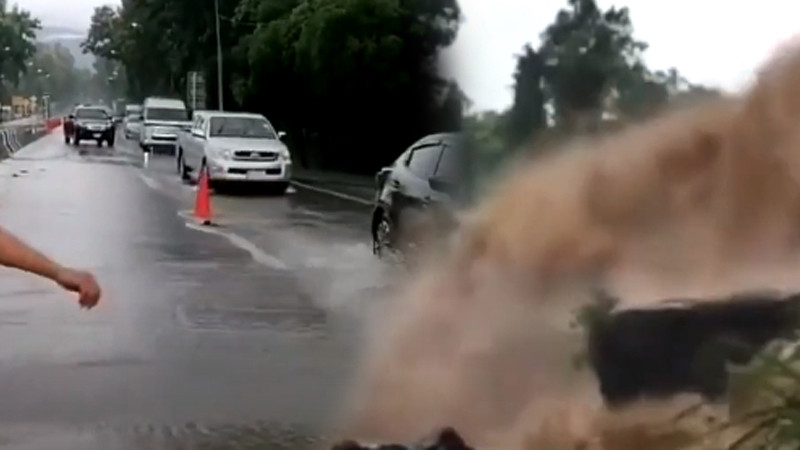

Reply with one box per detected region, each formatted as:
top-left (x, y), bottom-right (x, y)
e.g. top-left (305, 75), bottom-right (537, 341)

top-left (370, 132), bottom-right (467, 260)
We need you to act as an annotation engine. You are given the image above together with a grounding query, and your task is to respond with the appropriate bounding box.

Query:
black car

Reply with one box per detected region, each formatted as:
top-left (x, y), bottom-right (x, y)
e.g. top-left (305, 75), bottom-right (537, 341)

top-left (371, 132), bottom-right (466, 259)
top-left (68, 106), bottom-right (116, 147)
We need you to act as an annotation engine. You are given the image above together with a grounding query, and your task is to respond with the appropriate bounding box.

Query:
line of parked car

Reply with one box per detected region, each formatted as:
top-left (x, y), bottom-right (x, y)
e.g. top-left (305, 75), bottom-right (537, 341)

top-left (65, 97), bottom-right (294, 195)
top-left (62, 97), bottom-right (466, 263)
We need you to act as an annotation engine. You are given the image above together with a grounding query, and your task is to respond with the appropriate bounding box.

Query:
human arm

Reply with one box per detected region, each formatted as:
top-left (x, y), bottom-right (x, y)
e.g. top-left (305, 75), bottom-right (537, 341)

top-left (0, 226), bottom-right (101, 309)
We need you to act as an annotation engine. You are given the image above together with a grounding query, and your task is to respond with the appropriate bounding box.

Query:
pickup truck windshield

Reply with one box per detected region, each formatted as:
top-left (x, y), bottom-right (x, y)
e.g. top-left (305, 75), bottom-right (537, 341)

top-left (209, 117), bottom-right (277, 139)
top-left (75, 109), bottom-right (108, 120)
top-left (147, 108), bottom-right (187, 122)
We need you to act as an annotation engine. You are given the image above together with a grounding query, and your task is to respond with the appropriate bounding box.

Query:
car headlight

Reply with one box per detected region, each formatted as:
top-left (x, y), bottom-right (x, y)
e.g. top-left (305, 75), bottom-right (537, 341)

top-left (279, 148), bottom-right (291, 161)
top-left (212, 148), bottom-right (232, 160)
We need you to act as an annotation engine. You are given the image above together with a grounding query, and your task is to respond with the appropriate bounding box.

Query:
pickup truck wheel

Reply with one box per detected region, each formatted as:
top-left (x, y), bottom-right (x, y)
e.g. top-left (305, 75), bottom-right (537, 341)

top-left (177, 151), bottom-right (190, 180)
top-left (270, 182), bottom-right (289, 195)
top-left (209, 180), bottom-right (225, 194)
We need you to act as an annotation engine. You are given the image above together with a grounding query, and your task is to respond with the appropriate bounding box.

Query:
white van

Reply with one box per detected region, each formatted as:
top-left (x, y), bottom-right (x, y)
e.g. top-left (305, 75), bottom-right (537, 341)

top-left (139, 97), bottom-right (191, 154)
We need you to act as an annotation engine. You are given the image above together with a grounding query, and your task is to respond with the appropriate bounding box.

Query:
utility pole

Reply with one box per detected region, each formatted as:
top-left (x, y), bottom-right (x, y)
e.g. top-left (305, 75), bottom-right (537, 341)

top-left (214, 0), bottom-right (224, 111)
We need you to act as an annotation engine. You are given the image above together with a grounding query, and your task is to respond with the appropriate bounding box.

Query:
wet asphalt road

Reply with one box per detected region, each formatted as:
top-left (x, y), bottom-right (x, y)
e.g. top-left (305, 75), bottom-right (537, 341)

top-left (0, 131), bottom-right (396, 449)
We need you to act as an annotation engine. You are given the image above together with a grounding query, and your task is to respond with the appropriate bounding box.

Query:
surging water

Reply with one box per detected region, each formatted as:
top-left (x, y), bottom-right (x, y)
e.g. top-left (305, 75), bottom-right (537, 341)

top-left (336, 37), bottom-right (800, 449)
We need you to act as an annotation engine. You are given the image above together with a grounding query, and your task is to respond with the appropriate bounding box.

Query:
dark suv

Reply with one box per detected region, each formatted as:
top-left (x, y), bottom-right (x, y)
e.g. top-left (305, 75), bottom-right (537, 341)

top-left (69, 106), bottom-right (116, 147)
top-left (371, 132), bottom-right (466, 259)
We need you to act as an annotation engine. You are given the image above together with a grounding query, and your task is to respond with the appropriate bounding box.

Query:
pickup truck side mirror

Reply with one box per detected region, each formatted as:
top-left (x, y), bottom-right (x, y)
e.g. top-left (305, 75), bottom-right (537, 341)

top-left (277, 131), bottom-right (287, 139)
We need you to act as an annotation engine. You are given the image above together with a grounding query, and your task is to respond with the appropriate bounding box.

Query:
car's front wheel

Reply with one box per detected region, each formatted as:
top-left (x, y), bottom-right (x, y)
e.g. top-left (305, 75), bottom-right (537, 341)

top-left (373, 213), bottom-right (393, 258)
top-left (209, 180), bottom-right (225, 194)
top-left (176, 150), bottom-right (190, 181)
top-left (268, 182), bottom-right (289, 195)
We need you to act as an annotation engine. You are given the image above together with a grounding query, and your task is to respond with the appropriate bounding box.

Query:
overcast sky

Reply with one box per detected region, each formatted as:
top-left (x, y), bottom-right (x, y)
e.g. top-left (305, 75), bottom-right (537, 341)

top-left (16, 0), bottom-right (108, 30)
top-left (445, 0), bottom-right (800, 112)
top-left (18, 0), bottom-right (800, 112)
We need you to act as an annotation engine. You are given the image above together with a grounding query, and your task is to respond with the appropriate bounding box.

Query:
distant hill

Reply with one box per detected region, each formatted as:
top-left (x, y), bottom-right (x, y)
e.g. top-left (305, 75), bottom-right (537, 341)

top-left (37, 26), bottom-right (94, 70)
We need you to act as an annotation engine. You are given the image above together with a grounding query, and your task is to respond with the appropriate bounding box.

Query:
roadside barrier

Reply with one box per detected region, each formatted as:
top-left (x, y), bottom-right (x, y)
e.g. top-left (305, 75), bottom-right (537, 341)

top-left (0, 124), bottom-right (48, 157)
top-left (44, 117), bottom-right (63, 133)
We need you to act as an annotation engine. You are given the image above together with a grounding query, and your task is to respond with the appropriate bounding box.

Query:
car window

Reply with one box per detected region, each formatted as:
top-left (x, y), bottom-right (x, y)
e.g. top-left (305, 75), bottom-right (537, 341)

top-left (406, 144), bottom-right (442, 179)
top-left (147, 107), bottom-right (187, 121)
top-left (208, 117), bottom-right (277, 139)
top-left (75, 108), bottom-right (108, 120)
top-left (434, 144), bottom-right (461, 179)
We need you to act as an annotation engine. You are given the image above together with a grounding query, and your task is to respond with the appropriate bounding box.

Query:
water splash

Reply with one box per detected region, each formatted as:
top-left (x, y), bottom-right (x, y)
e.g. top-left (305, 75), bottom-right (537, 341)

top-left (334, 36), bottom-right (800, 450)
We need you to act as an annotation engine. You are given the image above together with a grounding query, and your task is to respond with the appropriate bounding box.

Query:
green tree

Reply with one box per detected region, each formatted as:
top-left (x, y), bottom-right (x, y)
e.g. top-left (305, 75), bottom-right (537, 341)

top-left (17, 43), bottom-right (82, 106)
top-left (233, 0), bottom-right (462, 173)
top-left (0, 1), bottom-right (41, 102)
top-left (539, 0), bottom-right (647, 131)
top-left (83, 0), bottom-right (463, 174)
top-left (612, 63), bottom-right (670, 119)
top-left (438, 80), bottom-right (470, 132)
top-left (506, 44), bottom-right (547, 149)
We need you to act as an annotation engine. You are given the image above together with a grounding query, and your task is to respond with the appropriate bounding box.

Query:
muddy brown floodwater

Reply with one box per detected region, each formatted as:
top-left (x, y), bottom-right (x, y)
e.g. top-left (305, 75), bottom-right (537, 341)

top-left (333, 36), bottom-right (800, 450)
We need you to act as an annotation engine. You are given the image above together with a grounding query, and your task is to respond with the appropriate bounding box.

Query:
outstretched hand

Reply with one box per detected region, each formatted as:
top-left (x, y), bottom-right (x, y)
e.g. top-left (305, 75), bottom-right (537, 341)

top-left (55, 267), bottom-right (101, 309)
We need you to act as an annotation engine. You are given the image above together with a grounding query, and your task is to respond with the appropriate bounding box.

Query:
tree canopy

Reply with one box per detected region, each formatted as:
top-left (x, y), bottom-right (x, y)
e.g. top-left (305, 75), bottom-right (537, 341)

top-left (472, 0), bottom-right (723, 158)
top-left (82, 0), bottom-right (464, 174)
top-left (0, 1), bottom-right (41, 102)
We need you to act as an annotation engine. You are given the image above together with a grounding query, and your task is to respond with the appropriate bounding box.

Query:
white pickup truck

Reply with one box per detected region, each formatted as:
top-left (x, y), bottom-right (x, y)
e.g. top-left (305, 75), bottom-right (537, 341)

top-left (175, 111), bottom-right (292, 194)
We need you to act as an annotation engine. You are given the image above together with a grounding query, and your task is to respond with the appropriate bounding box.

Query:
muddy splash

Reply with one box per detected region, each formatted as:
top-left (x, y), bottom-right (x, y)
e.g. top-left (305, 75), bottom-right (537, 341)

top-left (337, 39), bottom-right (800, 449)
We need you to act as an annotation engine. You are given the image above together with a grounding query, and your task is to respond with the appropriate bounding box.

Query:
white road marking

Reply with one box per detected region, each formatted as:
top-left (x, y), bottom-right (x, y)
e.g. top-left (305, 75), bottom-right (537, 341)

top-left (137, 172), bottom-right (162, 191)
top-left (184, 221), bottom-right (289, 270)
top-left (290, 180), bottom-right (372, 205)
top-left (296, 207), bottom-right (330, 219)
top-left (177, 210), bottom-right (195, 222)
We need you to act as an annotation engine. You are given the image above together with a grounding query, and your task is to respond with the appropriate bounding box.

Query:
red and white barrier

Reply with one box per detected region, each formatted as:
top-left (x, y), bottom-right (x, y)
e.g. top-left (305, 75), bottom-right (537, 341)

top-left (44, 117), bottom-right (62, 133)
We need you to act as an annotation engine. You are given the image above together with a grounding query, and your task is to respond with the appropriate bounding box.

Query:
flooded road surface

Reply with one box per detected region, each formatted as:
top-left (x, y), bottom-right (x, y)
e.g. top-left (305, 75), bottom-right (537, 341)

top-left (0, 132), bottom-right (393, 448)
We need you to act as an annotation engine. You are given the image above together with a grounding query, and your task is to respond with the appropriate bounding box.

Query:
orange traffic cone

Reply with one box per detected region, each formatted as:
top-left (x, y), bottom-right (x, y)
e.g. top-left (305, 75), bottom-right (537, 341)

top-left (193, 163), bottom-right (213, 225)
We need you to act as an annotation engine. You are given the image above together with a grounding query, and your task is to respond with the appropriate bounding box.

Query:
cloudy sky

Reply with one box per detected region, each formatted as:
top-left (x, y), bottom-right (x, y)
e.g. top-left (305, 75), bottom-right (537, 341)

top-left (16, 0), bottom-right (108, 30)
top-left (18, 0), bottom-right (800, 112)
top-left (446, 0), bottom-right (800, 112)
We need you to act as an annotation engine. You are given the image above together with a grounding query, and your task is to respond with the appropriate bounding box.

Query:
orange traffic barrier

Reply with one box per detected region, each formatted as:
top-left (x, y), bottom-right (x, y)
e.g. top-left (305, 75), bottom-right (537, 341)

top-left (193, 163), bottom-right (213, 225)
top-left (44, 118), bottom-right (62, 133)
